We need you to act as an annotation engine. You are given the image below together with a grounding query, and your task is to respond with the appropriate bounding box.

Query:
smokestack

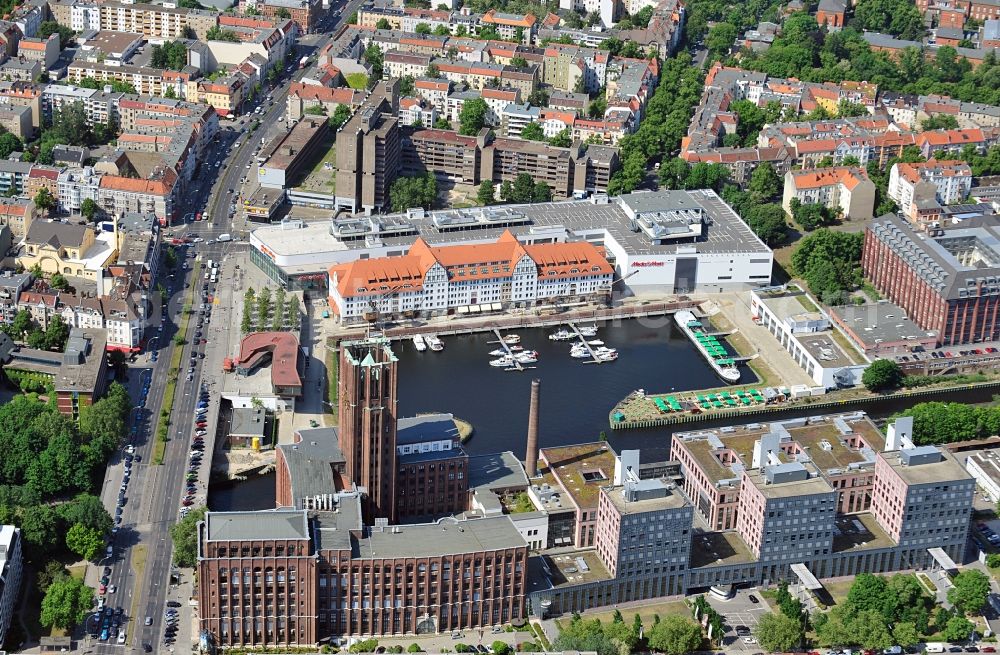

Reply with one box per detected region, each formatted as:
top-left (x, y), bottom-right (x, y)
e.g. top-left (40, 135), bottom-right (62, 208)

top-left (525, 379), bottom-right (540, 478)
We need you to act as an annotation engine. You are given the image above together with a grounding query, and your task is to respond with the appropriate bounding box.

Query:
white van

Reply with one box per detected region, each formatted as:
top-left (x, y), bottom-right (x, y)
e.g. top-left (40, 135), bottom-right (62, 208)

top-left (217, 233), bottom-right (232, 242)
top-left (925, 644), bottom-right (946, 653)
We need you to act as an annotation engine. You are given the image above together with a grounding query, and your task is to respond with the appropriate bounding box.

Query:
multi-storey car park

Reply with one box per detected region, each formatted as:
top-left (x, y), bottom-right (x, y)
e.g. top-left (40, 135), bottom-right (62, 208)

top-left (196, 334), bottom-right (975, 649)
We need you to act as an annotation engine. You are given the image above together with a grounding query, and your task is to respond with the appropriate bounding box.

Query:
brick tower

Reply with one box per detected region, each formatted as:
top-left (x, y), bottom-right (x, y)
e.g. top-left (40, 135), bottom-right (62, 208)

top-left (338, 335), bottom-right (399, 523)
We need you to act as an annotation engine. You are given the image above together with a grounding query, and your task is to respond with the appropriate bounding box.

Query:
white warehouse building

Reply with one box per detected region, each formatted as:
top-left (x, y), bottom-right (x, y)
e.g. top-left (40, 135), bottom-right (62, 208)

top-left (250, 190), bottom-right (775, 298)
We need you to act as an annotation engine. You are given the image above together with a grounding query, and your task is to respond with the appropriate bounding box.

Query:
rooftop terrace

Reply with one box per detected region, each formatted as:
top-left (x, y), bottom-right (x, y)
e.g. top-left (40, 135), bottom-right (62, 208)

top-left (689, 530), bottom-right (755, 568)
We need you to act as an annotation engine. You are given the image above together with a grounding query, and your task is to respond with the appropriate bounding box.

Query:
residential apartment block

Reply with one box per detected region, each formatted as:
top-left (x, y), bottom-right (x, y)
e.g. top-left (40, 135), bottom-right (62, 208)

top-left (888, 160), bottom-right (973, 225)
top-left (782, 167), bottom-right (876, 221)
top-left (335, 82), bottom-right (619, 214)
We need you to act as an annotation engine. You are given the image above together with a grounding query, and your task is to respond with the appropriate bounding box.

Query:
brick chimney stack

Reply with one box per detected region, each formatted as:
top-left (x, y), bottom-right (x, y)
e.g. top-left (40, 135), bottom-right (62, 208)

top-left (525, 379), bottom-right (540, 477)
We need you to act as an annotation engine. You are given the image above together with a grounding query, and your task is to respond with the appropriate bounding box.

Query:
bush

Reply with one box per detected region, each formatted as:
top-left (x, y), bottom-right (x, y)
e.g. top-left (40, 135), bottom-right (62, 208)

top-left (862, 359), bottom-right (904, 392)
top-left (349, 639), bottom-right (379, 653)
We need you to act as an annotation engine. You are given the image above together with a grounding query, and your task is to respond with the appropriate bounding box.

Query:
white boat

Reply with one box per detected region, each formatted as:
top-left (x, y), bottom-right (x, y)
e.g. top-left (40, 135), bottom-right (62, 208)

top-left (509, 345), bottom-right (524, 352)
top-left (490, 356), bottom-right (514, 368)
top-left (578, 325), bottom-right (598, 337)
top-left (596, 350), bottom-right (618, 362)
top-left (570, 349), bottom-right (590, 359)
top-left (514, 350), bottom-right (539, 363)
top-left (412, 335), bottom-right (427, 352)
top-left (588, 340), bottom-right (604, 346)
top-left (502, 334), bottom-right (521, 345)
top-left (489, 348), bottom-right (507, 357)
top-left (427, 336), bottom-right (444, 351)
top-left (596, 346), bottom-right (617, 354)
top-left (674, 310), bottom-right (741, 384)
top-left (549, 329), bottom-right (574, 341)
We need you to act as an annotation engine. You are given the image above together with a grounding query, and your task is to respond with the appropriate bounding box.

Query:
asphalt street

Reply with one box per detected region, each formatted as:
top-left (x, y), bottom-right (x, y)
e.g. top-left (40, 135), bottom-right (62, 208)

top-left (82, 6), bottom-right (364, 653)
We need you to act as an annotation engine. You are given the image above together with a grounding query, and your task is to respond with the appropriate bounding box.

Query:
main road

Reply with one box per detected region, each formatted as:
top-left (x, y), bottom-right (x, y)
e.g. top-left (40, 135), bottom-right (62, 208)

top-left (88, 3), bottom-right (365, 652)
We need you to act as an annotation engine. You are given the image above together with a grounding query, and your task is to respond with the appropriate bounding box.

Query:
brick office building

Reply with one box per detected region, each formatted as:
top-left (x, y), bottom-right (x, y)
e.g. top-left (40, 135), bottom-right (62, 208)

top-left (863, 213), bottom-right (1000, 345)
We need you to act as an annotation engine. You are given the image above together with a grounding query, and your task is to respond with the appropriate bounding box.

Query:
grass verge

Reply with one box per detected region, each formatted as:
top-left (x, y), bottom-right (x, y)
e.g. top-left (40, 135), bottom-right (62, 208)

top-left (530, 621), bottom-right (552, 651)
top-left (154, 262), bottom-right (200, 464)
top-left (127, 544), bottom-right (147, 647)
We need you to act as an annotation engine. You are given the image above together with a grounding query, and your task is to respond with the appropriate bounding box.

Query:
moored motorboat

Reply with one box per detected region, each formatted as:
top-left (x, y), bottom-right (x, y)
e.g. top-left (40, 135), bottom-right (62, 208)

top-left (503, 334), bottom-right (521, 345)
top-left (549, 329), bottom-right (574, 341)
top-left (578, 325), bottom-right (598, 337)
top-left (427, 336), bottom-right (444, 351)
top-left (412, 335), bottom-right (427, 352)
top-left (490, 356), bottom-right (514, 368)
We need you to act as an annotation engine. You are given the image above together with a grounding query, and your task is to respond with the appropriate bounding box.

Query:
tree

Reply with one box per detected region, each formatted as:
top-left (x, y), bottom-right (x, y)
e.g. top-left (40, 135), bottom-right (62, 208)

top-left (20, 503), bottom-right (61, 554)
top-left (748, 163), bottom-right (782, 202)
top-left (390, 173), bottom-right (437, 212)
top-left (170, 506), bottom-right (207, 567)
top-left (40, 575), bottom-right (93, 630)
top-left (500, 180), bottom-right (514, 202)
top-left (38, 21), bottom-right (75, 48)
top-left (329, 104), bottom-right (353, 129)
top-left (922, 115), bottom-right (960, 130)
top-left (549, 128), bottom-right (572, 147)
top-left (407, 644), bottom-right (423, 652)
top-left (532, 182), bottom-right (552, 203)
top-left (415, 22), bottom-right (432, 33)
top-left (853, 0), bottom-right (925, 40)
top-left (364, 44), bottom-right (384, 79)
top-left (426, 63), bottom-right (440, 78)
top-left (80, 197), bottom-right (98, 221)
top-left (57, 493), bottom-right (112, 535)
top-left (376, 17), bottom-right (391, 29)
top-left (65, 523), bottom-right (105, 560)
top-left (862, 359), bottom-right (904, 392)
top-left (891, 622), bottom-right (920, 647)
top-left (34, 186), bottom-right (55, 214)
top-left (399, 75), bottom-right (415, 96)
top-left (944, 615), bottom-right (976, 642)
top-left (0, 131), bottom-right (22, 159)
top-left (520, 122), bottom-right (545, 141)
top-left (754, 612), bottom-right (802, 653)
top-left (948, 570), bottom-right (990, 615)
top-left (477, 180), bottom-right (495, 205)
top-left (47, 276), bottom-right (70, 295)
top-left (647, 615), bottom-right (702, 655)
top-left (511, 56), bottom-right (528, 68)
top-left (745, 204), bottom-right (788, 246)
top-left (510, 173), bottom-right (535, 203)
top-left (705, 22), bottom-right (737, 59)
top-left (458, 98), bottom-right (489, 135)
top-left (491, 642), bottom-right (511, 655)
top-left (44, 314), bottom-right (70, 351)
top-left (304, 104), bottom-right (327, 115)
top-left (275, 6), bottom-right (291, 17)
top-left (434, 117), bottom-right (451, 129)
top-left (206, 26), bottom-right (240, 42)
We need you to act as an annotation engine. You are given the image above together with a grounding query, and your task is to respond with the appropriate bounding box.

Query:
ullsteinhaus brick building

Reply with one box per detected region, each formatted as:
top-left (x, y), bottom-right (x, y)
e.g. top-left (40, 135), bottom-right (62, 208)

top-left (198, 336), bottom-right (529, 649)
top-left (863, 213), bottom-right (1000, 345)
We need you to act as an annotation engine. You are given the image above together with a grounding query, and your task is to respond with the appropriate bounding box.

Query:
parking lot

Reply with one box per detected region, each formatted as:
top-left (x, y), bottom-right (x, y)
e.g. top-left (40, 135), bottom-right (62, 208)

top-left (706, 590), bottom-right (770, 651)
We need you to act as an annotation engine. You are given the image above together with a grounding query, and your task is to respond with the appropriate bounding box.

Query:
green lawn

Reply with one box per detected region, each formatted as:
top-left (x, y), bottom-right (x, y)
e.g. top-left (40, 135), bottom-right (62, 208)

top-left (556, 599), bottom-right (691, 628)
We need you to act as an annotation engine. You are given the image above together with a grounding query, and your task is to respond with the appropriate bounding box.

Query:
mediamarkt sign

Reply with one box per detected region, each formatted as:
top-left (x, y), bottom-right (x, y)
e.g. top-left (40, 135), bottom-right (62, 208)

top-left (631, 261), bottom-right (666, 268)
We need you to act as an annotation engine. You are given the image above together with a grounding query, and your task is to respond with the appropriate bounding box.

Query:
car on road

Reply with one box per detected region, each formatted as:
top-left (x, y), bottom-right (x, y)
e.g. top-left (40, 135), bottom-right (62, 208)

top-left (748, 594), bottom-right (759, 604)
top-left (109, 585), bottom-right (117, 594)
top-left (145, 616), bottom-right (153, 626)
top-left (118, 631), bottom-right (127, 644)
top-left (143, 643), bottom-right (153, 652)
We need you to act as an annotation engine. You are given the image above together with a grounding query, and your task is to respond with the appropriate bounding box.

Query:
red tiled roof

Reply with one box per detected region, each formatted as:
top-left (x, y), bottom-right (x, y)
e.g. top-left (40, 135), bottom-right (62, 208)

top-left (236, 332), bottom-right (302, 390)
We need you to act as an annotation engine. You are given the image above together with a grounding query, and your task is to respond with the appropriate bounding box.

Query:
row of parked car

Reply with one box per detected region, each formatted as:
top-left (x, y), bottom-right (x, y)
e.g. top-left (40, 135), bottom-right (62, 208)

top-left (181, 386), bottom-right (210, 517)
top-left (978, 522), bottom-right (1000, 546)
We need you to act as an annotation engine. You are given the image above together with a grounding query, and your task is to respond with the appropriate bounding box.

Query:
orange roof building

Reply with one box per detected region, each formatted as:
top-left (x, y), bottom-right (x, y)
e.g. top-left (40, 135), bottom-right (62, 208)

top-left (782, 166), bottom-right (877, 221)
top-left (327, 230), bottom-right (613, 323)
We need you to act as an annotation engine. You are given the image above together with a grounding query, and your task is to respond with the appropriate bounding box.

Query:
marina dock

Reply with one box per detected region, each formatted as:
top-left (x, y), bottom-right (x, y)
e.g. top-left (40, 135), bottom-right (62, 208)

top-left (490, 329), bottom-right (525, 371)
top-left (568, 322), bottom-right (605, 364)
